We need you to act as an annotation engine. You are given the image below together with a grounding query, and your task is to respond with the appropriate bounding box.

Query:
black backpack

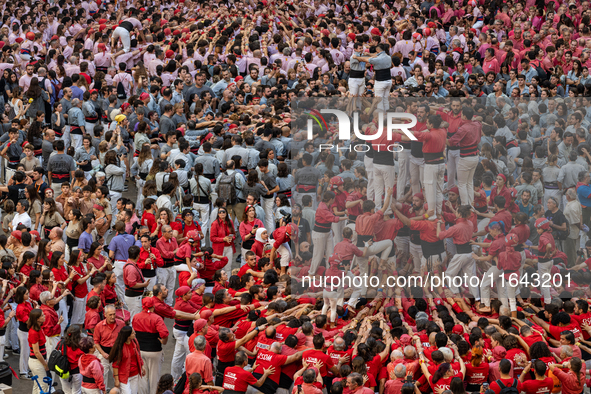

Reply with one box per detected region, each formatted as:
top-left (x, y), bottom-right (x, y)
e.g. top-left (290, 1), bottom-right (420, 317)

top-left (496, 379), bottom-right (519, 394)
top-left (531, 60), bottom-right (548, 82)
top-left (48, 339), bottom-right (70, 379)
top-left (117, 81), bottom-right (127, 100)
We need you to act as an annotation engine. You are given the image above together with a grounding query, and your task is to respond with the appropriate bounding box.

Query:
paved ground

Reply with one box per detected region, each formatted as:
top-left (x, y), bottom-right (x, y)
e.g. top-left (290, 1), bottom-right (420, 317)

top-left (10, 180), bottom-right (182, 394)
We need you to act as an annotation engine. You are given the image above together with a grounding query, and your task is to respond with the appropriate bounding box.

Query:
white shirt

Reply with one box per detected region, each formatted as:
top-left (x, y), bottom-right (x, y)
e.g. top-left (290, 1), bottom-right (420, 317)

top-left (12, 212), bottom-right (32, 231)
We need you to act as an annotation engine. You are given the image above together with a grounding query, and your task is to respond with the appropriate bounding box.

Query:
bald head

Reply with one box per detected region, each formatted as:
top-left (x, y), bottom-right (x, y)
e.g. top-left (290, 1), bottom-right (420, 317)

top-left (226, 160), bottom-right (235, 170)
top-left (271, 342), bottom-right (282, 353)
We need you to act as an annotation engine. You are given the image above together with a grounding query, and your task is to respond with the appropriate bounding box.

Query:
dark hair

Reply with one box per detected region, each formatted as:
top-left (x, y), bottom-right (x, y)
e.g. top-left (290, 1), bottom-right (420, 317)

top-left (108, 326), bottom-right (134, 363)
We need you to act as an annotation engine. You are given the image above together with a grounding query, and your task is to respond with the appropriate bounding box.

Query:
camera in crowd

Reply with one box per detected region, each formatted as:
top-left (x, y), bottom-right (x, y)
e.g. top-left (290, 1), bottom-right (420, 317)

top-left (280, 209), bottom-right (292, 224)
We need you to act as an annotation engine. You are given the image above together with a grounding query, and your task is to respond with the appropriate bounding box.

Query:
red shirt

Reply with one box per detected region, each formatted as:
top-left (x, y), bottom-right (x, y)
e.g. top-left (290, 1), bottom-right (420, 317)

top-left (93, 319), bottom-right (125, 348)
top-left (123, 260), bottom-right (145, 289)
top-left (254, 349), bottom-right (288, 384)
top-left (572, 312), bottom-right (591, 339)
top-left (66, 346), bottom-right (84, 370)
top-left (197, 257), bottom-right (228, 281)
top-left (521, 378), bottom-right (554, 394)
top-left (217, 340), bottom-right (237, 363)
top-left (428, 372), bottom-right (464, 392)
top-left (16, 301), bottom-right (33, 324)
top-left (112, 340), bottom-right (143, 384)
top-left (85, 309), bottom-right (101, 334)
top-left (210, 219), bottom-right (235, 255)
top-left (87, 289), bottom-right (105, 313)
top-left (437, 218), bottom-right (473, 244)
top-left (72, 264), bottom-right (89, 298)
top-left (490, 378), bottom-right (522, 394)
top-left (448, 120), bottom-right (481, 151)
top-left (413, 128), bottom-right (447, 154)
top-left (28, 328), bottom-right (46, 358)
top-left (302, 349), bottom-right (334, 377)
top-left (346, 191), bottom-right (364, 218)
top-left (141, 211), bottom-right (157, 234)
top-left (465, 362), bottom-right (489, 384)
top-left (410, 220), bottom-right (439, 242)
top-left (539, 232), bottom-right (556, 257)
top-left (272, 226), bottom-right (291, 249)
top-left (485, 209), bottom-right (512, 233)
top-left (40, 304), bottom-right (61, 337)
top-left (137, 247), bottom-right (164, 272)
top-left (152, 297), bottom-right (176, 319)
top-left (132, 310), bottom-right (169, 349)
top-left (223, 366), bottom-right (258, 392)
top-left (334, 238), bottom-right (364, 261)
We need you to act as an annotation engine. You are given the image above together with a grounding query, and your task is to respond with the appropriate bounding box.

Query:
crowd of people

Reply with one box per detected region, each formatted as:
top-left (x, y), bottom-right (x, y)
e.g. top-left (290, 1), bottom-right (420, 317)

top-left (1, 2), bottom-right (591, 394)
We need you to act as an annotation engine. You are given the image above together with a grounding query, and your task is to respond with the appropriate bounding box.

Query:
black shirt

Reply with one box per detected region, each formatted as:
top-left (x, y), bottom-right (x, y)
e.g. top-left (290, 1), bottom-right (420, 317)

top-left (545, 209), bottom-right (568, 239)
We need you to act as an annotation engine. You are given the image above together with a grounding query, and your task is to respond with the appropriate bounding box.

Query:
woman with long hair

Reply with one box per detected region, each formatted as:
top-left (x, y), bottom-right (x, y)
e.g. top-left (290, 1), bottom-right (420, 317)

top-left (211, 269), bottom-right (228, 295)
top-left (65, 209), bottom-right (83, 252)
top-left (17, 251), bottom-right (36, 277)
top-left (39, 198), bottom-right (66, 239)
top-left (238, 205), bottom-right (264, 261)
top-left (191, 163), bottom-right (212, 235)
top-left (103, 271), bottom-right (118, 305)
top-left (87, 242), bottom-right (111, 273)
top-left (104, 150), bottom-right (126, 217)
top-left (25, 78), bottom-right (49, 120)
top-left (143, 180), bottom-right (158, 201)
top-left (36, 239), bottom-right (51, 268)
top-left (60, 325), bottom-right (84, 394)
top-left (549, 357), bottom-right (585, 394)
top-left (242, 170), bottom-right (268, 202)
top-left (9, 85), bottom-right (28, 120)
top-left (93, 202), bottom-right (110, 239)
top-left (25, 185), bottom-right (43, 232)
top-left (2, 200), bottom-right (15, 235)
top-left (156, 207), bottom-right (175, 239)
top-left (15, 287), bottom-right (32, 378)
top-left (68, 250), bottom-right (95, 325)
top-left (155, 374), bottom-right (174, 394)
top-left (132, 143), bottom-right (153, 214)
top-left (79, 336), bottom-right (106, 394)
top-left (465, 345), bottom-right (489, 391)
top-left (108, 326), bottom-right (145, 394)
top-left (210, 207), bottom-right (236, 272)
top-left (0, 234), bottom-right (15, 260)
top-left (185, 372), bottom-right (224, 394)
top-left (50, 251), bottom-right (72, 331)
top-left (27, 309), bottom-right (48, 394)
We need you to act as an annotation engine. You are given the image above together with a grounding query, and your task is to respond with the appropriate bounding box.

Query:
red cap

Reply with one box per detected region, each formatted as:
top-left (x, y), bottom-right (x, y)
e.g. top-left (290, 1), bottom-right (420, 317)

top-left (165, 49), bottom-right (174, 58)
top-left (412, 32), bottom-right (422, 40)
top-left (348, 33), bottom-right (356, 40)
top-left (174, 9), bottom-right (181, 15)
top-left (164, 27), bottom-right (172, 35)
top-left (427, 21), bottom-right (436, 28)
top-left (98, 43), bottom-right (107, 51)
top-left (452, 325), bottom-right (463, 334)
top-left (30, 231), bottom-right (40, 241)
top-left (15, 37), bottom-right (23, 43)
top-left (228, 123), bottom-right (238, 130)
top-left (414, 192), bottom-right (424, 201)
top-left (423, 28), bottom-right (431, 36)
top-left (181, 27), bottom-right (190, 33)
top-left (26, 32), bottom-right (35, 41)
top-left (121, 102), bottom-right (130, 111)
top-left (449, 186), bottom-right (459, 195)
top-left (235, 76), bottom-right (244, 82)
top-left (139, 7), bottom-right (146, 11)
top-left (371, 27), bottom-right (381, 36)
top-left (99, 18), bottom-right (107, 24)
top-left (89, 89), bottom-right (99, 95)
top-left (175, 286), bottom-right (192, 297)
top-left (93, 204), bottom-right (104, 211)
top-left (173, 29), bottom-right (181, 35)
top-left (509, 188), bottom-right (518, 198)
top-left (99, 24), bottom-right (107, 32)
top-left (187, 230), bottom-right (200, 242)
top-left (11, 231), bottom-right (21, 241)
top-left (330, 176), bottom-right (344, 188)
top-left (142, 297), bottom-right (155, 310)
top-left (328, 254), bottom-right (341, 266)
top-left (160, 19), bottom-right (168, 26)
top-left (193, 319), bottom-right (207, 331)
top-left (321, 29), bottom-right (330, 37)
top-left (505, 233), bottom-right (519, 245)
top-left (139, 92), bottom-right (150, 100)
top-left (535, 218), bottom-right (551, 230)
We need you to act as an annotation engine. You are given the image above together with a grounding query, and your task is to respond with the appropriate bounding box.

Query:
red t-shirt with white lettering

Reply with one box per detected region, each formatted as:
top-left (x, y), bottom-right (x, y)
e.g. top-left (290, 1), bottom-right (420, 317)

top-left (302, 349), bottom-right (334, 377)
top-left (521, 377), bottom-right (554, 394)
top-left (223, 366), bottom-right (258, 392)
top-left (254, 349), bottom-right (287, 384)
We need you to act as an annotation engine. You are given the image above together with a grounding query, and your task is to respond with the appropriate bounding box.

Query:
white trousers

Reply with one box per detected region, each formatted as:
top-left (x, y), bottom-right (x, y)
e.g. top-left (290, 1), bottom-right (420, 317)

top-left (29, 357), bottom-right (47, 394)
top-left (364, 156), bottom-right (375, 202)
top-left (410, 242), bottom-right (423, 274)
top-left (59, 298), bottom-right (69, 332)
top-left (96, 351), bottom-right (113, 388)
top-left (445, 253), bottom-right (479, 299)
top-left (354, 240), bottom-right (393, 277)
top-left (423, 163), bottom-right (445, 217)
top-left (60, 373), bottom-right (82, 394)
top-left (71, 134), bottom-right (83, 150)
top-left (171, 329), bottom-right (189, 381)
top-left (156, 267), bottom-right (176, 305)
top-left (349, 78), bottom-right (365, 96)
top-left (332, 220), bottom-right (345, 245)
top-left (17, 328), bottom-right (29, 375)
top-left (395, 236), bottom-right (410, 258)
top-left (446, 149), bottom-right (460, 189)
top-left (124, 295), bottom-right (142, 323)
top-left (310, 231), bottom-right (333, 275)
top-left (113, 26), bottom-right (132, 53)
top-left (72, 296), bottom-right (87, 325)
top-left (397, 150), bottom-right (410, 200)
top-left (457, 156), bottom-right (479, 206)
top-left (480, 265), bottom-right (504, 306)
top-left (262, 197), bottom-right (275, 234)
top-left (538, 260), bottom-right (553, 304)
top-left (373, 163), bottom-right (395, 211)
top-left (113, 261), bottom-right (128, 308)
top-left (221, 246), bottom-right (234, 273)
top-left (409, 156), bottom-right (424, 195)
top-left (139, 350), bottom-right (163, 394)
top-left (374, 80), bottom-right (392, 110)
top-left (195, 203), bottom-right (210, 247)
top-left (120, 375), bottom-right (140, 394)
top-left (277, 243), bottom-right (292, 267)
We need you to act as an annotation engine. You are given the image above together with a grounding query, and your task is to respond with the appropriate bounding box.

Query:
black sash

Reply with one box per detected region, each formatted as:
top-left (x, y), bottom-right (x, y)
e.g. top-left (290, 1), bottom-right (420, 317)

top-left (456, 243), bottom-right (472, 254)
top-left (421, 239), bottom-right (445, 258)
top-left (424, 151), bottom-right (445, 164)
top-left (350, 70), bottom-right (365, 78)
top-left (135, 331), bottom-right (162, 352)
top-left (356, 234), bottom-right (373, 248)
top-left (375, 68), bottom-right (390, 81)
